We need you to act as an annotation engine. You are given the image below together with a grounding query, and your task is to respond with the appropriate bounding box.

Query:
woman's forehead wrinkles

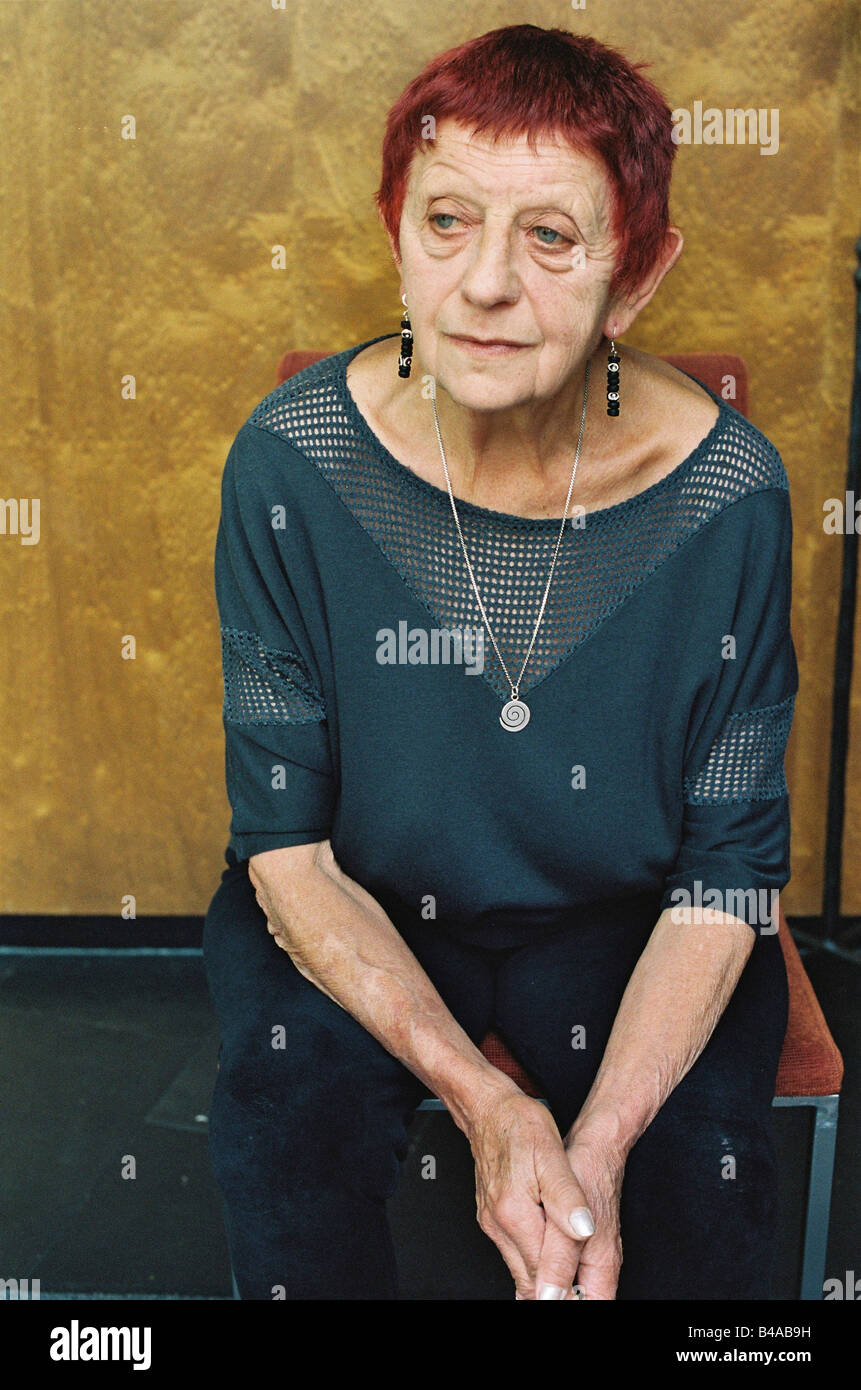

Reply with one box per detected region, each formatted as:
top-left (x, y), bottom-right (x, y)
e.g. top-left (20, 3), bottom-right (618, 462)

top-left (417, 140), bottom-right (599, 180)
top-left (412, 154), bottom-right (606, 228)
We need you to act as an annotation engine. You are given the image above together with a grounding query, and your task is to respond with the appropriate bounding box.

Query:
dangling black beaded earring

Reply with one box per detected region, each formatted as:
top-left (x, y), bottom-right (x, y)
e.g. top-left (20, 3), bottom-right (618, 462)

top-left (398, 292), bottom-right (413, 379)
top-left (607, 331), bottom-right (620, 417)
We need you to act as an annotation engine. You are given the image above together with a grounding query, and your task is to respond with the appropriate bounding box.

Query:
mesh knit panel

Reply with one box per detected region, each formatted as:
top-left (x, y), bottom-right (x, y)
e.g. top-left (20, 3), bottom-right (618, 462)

top-left (221, 625), bottom-right (326, 726)
top-left (684, 692), bottom-right (796, 804)
top-left (248, 342), bottom-right (790, 701)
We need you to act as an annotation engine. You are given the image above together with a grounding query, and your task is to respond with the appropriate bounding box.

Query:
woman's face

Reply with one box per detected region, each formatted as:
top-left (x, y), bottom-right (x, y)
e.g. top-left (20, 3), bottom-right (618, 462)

top-left (394, 119), bottom-right (627, 413)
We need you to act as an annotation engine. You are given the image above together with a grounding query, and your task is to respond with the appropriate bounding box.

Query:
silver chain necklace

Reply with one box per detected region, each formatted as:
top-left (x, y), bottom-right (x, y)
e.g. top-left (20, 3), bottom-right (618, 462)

top-left (430, 359), bottom-right (590, 731)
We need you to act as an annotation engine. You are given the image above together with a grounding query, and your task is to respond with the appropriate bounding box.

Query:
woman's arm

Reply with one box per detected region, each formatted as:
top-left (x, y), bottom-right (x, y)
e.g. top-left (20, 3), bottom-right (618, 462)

top-left (249, 840), bottom-right (598, 1299)
top-left (249, 839), bottom-right (519, 1129)
top-left (569, 906), bottom-right (755, 1155)
top-left (546, 906), bottom-right (756, 1298)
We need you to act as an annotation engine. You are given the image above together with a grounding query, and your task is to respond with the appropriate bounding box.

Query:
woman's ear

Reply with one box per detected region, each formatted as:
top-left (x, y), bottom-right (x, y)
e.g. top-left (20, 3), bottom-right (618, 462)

top-left (607, 225), bottom-right (684, 338)
top-left (658, 224), bottom-right (685, 280)
top-left (383, 222), bottom-right (402, 270)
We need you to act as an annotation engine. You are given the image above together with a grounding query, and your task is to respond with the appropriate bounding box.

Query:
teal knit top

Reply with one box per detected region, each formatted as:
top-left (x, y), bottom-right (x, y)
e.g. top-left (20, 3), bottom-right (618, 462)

top-left (213, 333), bottom-right (798, 945)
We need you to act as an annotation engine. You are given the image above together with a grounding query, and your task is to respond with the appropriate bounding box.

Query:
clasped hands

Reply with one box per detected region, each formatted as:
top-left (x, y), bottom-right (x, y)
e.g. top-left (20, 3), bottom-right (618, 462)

top-left (467, 1085), bottom-right (625, 1300)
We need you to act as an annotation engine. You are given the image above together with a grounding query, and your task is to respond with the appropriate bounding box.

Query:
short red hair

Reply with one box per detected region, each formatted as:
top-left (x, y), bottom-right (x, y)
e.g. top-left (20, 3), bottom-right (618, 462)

top-left (374, 25), bottom-right (677, 301)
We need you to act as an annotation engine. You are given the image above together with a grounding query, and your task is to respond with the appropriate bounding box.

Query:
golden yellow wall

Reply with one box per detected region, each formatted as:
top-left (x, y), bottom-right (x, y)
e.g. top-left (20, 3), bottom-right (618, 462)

top-left (0, 0), bottom-right (858, 916)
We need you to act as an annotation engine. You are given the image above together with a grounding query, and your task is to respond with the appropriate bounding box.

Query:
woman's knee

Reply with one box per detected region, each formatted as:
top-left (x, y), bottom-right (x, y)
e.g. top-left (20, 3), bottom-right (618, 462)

top-left (618, 1094), bottom-right (778, 1298)
top-left (209, 990), bottom-right (423, 1207)
top-left (202, 860), bottom-right (430, 1207)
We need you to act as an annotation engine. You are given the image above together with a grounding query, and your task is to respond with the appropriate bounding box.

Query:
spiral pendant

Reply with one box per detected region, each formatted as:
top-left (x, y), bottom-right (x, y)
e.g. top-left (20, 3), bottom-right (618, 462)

top-left (500, 698), bottom-right (531, 731)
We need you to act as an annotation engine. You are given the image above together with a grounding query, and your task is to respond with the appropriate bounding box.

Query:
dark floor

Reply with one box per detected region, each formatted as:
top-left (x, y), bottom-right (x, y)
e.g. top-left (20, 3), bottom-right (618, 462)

top-left (0, 919), bottom-right (857, 1300)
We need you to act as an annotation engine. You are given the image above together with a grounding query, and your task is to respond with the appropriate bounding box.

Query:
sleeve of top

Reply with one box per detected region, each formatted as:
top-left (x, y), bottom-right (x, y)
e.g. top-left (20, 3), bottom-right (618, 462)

top-left (214, 422), bottom-right (336, 861)
top-left (658, 487), bottom-right (799, 931)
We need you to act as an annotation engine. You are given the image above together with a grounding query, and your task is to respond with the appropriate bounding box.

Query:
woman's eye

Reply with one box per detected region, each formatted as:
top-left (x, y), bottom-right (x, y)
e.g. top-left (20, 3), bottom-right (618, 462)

top-left (429, 213), bottom-right (459, 231)
top-left (531, 225), bottom-right (570, 247)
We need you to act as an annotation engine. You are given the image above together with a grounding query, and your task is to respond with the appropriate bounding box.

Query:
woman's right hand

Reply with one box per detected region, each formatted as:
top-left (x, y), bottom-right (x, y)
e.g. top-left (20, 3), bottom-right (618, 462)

top-left (467, 1088), bottom-right (596, 1300)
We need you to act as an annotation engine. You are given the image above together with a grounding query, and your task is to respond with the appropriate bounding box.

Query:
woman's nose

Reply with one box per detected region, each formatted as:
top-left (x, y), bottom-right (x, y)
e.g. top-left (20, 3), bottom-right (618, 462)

top-left (459, 222), bottom-right (521, 306)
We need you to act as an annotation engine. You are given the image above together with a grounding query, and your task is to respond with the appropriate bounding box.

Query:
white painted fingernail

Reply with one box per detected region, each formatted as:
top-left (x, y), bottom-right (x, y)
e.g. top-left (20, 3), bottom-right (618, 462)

top-left (569, 1207), bottom-right (595, 1237)
top-left (537, 1283), bottom-right (566, 1300)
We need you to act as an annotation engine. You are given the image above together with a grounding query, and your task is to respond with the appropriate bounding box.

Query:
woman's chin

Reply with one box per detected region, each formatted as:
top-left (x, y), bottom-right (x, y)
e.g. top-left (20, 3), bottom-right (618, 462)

top-left (436, 380), bottom-right (534, 414)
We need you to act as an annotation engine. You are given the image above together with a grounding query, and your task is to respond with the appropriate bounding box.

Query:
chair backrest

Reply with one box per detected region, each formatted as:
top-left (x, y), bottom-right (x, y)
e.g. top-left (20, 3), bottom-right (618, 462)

top-left (659, 353), bottom-right (748, 416)
top-left (275, 345), bottom-right (749, 418)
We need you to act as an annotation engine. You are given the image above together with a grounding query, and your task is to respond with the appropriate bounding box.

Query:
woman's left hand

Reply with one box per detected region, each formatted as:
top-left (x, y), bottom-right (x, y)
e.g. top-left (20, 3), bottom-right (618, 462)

top-left (526, 1129), bottom-right (626, 1300)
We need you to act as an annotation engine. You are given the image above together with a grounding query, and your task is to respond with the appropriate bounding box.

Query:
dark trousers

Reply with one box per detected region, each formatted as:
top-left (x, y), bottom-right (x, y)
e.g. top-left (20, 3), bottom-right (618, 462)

top-left (202, 850), bottom-right (789, 1300)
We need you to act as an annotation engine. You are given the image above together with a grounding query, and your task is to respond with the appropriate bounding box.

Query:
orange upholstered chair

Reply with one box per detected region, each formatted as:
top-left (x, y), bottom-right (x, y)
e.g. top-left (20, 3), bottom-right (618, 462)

top-left (274, 344), bottom-right (843, 1301)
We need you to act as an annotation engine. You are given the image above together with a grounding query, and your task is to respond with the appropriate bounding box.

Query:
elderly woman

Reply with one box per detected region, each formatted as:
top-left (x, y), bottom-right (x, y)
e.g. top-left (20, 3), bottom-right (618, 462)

top-left (203, 24), bottom-right (798, 1301)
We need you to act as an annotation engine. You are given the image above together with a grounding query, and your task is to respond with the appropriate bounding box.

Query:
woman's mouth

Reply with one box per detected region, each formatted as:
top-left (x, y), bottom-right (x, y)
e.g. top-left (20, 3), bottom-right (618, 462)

top-left (449, 335), bottom-right (531, 357)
